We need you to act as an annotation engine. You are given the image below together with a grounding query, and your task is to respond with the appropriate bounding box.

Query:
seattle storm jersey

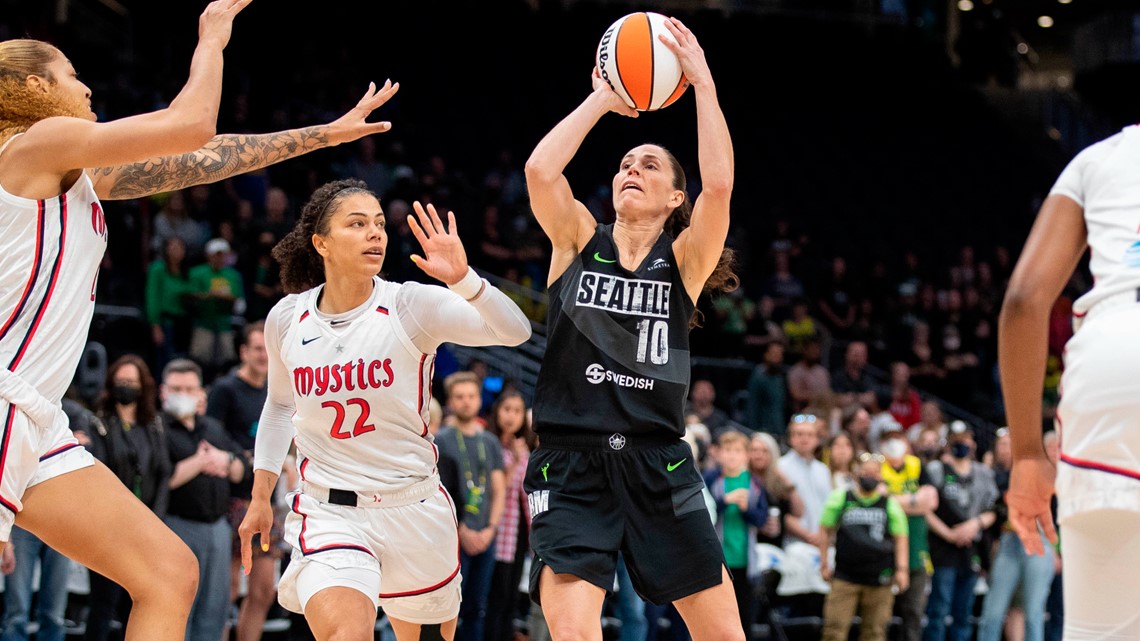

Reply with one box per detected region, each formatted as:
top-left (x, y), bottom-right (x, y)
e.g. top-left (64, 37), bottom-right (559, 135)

top-left (0, 140), bottom-right (108, 403)
top-left (533, 224), bottom-right (694, 438)
top-left (267, 278), bottom-right (437, 492)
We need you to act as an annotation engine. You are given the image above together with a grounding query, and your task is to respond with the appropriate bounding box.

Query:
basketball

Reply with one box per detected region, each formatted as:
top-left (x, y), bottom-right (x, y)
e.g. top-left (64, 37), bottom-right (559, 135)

top-left (596, 12), bottom-right (690, 112)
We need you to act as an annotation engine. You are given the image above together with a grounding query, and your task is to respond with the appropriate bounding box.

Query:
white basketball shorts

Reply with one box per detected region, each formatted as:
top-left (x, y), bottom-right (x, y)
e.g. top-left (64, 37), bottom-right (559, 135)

top-left (1057, 300), bottom-right (1140, 522)
top-left (0, 400), bottom-right (93, 541)
top-left (278, 475), bottom-right (462, 624)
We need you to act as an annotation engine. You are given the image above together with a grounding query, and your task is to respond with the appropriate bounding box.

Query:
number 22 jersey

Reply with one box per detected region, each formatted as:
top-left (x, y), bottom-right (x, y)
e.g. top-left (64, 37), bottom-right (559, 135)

top-left (533, 224), bottom-right (694, 438)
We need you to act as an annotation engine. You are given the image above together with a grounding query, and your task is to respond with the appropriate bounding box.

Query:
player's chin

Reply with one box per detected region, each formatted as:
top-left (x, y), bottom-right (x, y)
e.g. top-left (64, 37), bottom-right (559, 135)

top-left (360, 253), bottom-right (385, 270)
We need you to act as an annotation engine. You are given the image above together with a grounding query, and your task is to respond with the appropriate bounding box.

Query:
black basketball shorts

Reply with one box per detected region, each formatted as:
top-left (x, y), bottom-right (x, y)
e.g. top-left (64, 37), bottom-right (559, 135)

top-left (524, 432), bottom-right (725, 606)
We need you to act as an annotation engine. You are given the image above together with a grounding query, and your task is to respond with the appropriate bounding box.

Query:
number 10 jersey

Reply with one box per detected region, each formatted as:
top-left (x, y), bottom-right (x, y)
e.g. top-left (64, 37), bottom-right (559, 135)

top-left (533, 224), bottom-right (694, 438)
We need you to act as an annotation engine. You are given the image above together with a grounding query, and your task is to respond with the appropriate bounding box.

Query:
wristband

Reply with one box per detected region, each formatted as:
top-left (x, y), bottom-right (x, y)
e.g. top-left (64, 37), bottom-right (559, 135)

top-left (449, 268), bottom-right (485, 301)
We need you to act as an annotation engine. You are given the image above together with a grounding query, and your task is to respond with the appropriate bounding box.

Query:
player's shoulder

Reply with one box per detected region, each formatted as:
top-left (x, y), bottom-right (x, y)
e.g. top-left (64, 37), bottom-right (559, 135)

top-left (265, 291), bottom-right (313, 335)
top-left (1074, 128), bottom-right (1128, 164)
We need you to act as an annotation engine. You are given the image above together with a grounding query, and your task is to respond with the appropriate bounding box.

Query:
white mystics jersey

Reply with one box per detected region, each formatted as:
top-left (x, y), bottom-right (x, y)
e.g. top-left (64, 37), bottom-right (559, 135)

top-left (267, 278), bottom-right (437, 492)
top-left (0, 137), bottom-right (107, 403)
top-left (1051, 125), bottom-right (1140, 317)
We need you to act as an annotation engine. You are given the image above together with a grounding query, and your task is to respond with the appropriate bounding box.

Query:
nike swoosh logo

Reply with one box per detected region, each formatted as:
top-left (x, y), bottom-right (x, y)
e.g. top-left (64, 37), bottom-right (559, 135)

top-left (593, 252), bottom-right (617, 264)
top-left (330, 319), bottom-right (349, 326)
top-left (666, 459), bottom-right (687, 472)
top-left (301, 336), bottom-right (321, 346)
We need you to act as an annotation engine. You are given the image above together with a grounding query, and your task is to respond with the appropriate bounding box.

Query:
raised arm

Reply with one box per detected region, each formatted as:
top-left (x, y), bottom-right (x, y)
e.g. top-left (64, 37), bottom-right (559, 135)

top-left (91, 81), bottom-right (399, 200)
top-left (17, 0), bottom-right (249, 179)
top-left (663, 18), bottom-right (734, 301)
top-left (398, 202), bottom-right (531, 350)
top-left (524, 71), bottom-right (637, 282)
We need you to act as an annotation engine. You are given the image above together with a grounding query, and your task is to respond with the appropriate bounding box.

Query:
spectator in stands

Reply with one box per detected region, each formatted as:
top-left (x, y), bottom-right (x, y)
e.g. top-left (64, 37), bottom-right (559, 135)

top-left (188, 238), bottom-right (244, 380)
top-left (817, 256), bottom-right (856, 339)
top-left (151, 189), bottom-right (209, 261)
top-left (923, 424), bottom-right (999, 641)
top-left (705, 431), bottom-right (768, 640)
top-left (713, 287), bottom-right (756, 357)
top-left (818, 453), bottom-right (909, 641)
top-left (246, 231), bottom-right (284, 322)
top-left (686, 379), bottom-right (739, 439)
top-left (881, 430), bottom-right (938, 641)
top-left (84, 355), bottom-right (171, 641)
top-left (782, 299), bottom-right (818, 360)
top-left (888, 361), bottom-right (923, 429)
top-left (826, 431), bottom-right (856, 491)
top-left (435, 372), bottom-right (505, 641)
top-left (763, 249), bottom-right (805, 318)
top-left (788, 339), bottom-right (831, 413)
top-left (148, 236), bottom-right (193, 373)
top-left (750, 432), bottom-right (803, 549)
top-left (907, 401), bottom-right (948, 443)
top-left (841, 404), bottom-right (872, 454)
top-left (915, 428), bottom-right (945, 465)
top-left (832, 340), bottom-right (876, 409)
top-left (902, 320), bottom-right (945, 395)
top-left (779, 414), bottom-right (832, 548)
top-left (205, 323), bottom-right (279, 641)
top-left (940, 324), bottom-right (981, 407)
top-left (746, 341), bottom-right (787, 437)
top-left (868, 388), bottom-right (901, 453)
top-left (161, 359), bottom-right (250, 641)
top-left (333, 136), bottom-right (392, 197)
top-left (743, 295), bottom-right (784, 361)
top-left (257, 187), bottom-right (294, 246)
top-left (485, 390), bottom-right (536, 641)
top-left (977, 440), bottom-right (1055, 641)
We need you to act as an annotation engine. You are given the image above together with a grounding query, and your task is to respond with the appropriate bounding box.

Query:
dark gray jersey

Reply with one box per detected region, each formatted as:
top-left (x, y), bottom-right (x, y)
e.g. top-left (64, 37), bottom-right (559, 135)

top-left (533, 225), bottom-right (695, 438)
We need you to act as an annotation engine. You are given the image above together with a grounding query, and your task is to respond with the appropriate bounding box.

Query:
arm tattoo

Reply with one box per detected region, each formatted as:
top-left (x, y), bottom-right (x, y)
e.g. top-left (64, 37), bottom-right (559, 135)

top-left (93, 126), bottom-right (328, 200)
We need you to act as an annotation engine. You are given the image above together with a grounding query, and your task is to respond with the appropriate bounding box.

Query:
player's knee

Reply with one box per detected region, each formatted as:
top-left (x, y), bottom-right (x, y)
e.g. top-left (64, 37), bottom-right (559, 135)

top-left (159, 544), bottom-right (200, 605)
top-left (324, 626), bottom-right (373, 641)
top-left (547, 620), bottom-right (597, 641)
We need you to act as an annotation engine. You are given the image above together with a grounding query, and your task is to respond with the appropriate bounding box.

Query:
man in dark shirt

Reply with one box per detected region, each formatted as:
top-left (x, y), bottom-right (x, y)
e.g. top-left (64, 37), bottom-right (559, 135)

top-left (161, 359), bottom-right (249, 641)
top-left (832, 340), bottom-right (877, 409)
top-left (205, 322), bottom-right (273, 641)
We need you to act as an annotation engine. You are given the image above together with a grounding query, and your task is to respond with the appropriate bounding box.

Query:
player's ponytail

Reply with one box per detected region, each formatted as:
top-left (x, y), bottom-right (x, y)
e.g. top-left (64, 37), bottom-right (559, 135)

top-left (660, 147), bottom-right (738, 327)
top-left (273, 179), bottom-right (374, 293)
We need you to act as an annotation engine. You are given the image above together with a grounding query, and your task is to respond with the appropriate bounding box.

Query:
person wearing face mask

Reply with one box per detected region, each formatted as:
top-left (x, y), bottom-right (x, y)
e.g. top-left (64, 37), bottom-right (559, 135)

top-left (818, 453), bottom-right (909, 641)
top-left (82, 354), bottom-right (172, 641)
top-left (922, 425), bottom-right (999, 641)
top-left (160, 358), bottom-right (251, 641)
top-left (879, 431), bottom-right (939, 641)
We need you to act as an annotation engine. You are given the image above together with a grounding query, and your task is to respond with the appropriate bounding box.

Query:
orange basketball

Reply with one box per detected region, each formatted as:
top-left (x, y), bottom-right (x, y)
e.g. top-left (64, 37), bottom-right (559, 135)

top-left (596, 12), bottom-right (689, 112)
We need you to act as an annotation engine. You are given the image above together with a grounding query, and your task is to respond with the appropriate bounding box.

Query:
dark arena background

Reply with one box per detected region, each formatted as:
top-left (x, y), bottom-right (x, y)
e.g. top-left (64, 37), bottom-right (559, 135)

top-left (1, 0), bottom-right (1136, 640)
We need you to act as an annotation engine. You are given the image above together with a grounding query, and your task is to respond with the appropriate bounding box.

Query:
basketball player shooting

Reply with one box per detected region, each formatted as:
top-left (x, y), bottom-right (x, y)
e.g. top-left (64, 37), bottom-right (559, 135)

top-left (522, 16), bottom-right (746, 641)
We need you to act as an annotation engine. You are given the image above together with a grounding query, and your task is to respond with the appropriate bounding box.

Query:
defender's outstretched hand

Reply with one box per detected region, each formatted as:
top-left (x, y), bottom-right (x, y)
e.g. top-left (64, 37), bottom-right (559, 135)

top-left (198, 0), bottom-right (253, 49)
top-left (408, 201), bottom-right (470, 286)
top-left (326, 80), bottom-right (401, 146)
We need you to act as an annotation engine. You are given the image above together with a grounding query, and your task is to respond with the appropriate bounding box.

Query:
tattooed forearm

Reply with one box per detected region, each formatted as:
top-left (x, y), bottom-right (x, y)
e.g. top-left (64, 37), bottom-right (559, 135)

top-left (94, 126), bottom-right (329, 200)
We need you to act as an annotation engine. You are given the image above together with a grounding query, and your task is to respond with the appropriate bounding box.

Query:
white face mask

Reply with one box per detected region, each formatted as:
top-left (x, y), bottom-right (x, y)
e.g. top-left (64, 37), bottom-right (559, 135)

top-left (882, 439), bottom-right (908, 460)
top-left (163, 393), bottom-right (198, 419)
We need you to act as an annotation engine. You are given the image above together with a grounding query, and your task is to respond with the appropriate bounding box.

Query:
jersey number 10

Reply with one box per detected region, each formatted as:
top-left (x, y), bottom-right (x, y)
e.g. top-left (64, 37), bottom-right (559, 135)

top-left (635, 319), bottom-right (669, 365)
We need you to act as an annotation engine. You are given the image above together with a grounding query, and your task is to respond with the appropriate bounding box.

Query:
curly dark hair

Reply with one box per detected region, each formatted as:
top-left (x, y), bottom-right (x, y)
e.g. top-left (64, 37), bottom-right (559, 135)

top-left (657, 145), bottom-right (738, 327)
top-left (272, 178), bottom-right (377, 293)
